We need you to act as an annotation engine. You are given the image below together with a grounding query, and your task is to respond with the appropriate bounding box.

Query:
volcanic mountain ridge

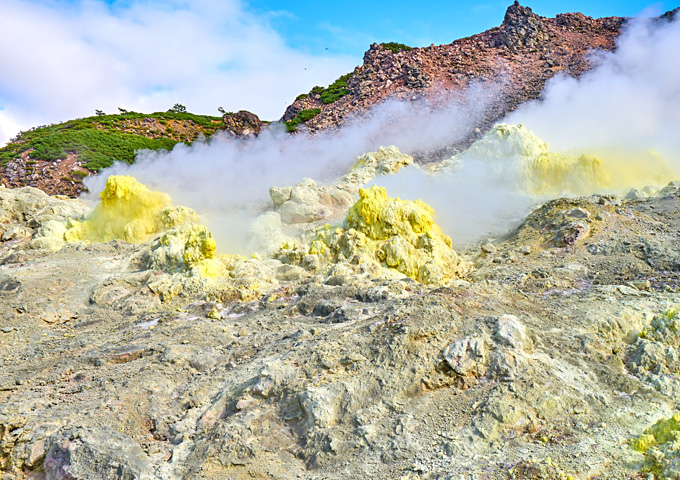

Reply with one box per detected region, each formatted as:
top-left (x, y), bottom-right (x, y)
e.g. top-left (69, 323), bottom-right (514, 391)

top-left (0, 1), bottom-right (651, 197)
top-left (282, 1), bottom-right (626, 148)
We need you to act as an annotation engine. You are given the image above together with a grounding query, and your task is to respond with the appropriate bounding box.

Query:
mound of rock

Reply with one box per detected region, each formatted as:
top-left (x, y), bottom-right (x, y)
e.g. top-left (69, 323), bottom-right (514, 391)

top-left (627, 308), bottom-right (680, 395)
top-left (277, 185), bottom-right (467, 283)
top-left (255, 146), bottom-right (416, 256)
top-left (29, 175), bottom-right (227, 280)
top-left (0, 186), bottom-right (87, 245)
top-left (631, 412), bottom-right (680, 478)
top-left (222, 110), bottom-right (262, 137)
top-left (497, 1), bottom-right (551, 49)
top-left (441, 123), bottom-right (611, 196)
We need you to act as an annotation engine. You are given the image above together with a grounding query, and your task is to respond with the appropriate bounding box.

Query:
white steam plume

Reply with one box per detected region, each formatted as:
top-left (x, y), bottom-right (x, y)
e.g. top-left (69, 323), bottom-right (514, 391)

top-left (88, 14), bottom-right (680, 254)
top-left (374, 14), bottom-right (680, 247)
top-left (85, 83), bottom-right (496, 253)
top-left (506, 15), bottom-right (680, 163)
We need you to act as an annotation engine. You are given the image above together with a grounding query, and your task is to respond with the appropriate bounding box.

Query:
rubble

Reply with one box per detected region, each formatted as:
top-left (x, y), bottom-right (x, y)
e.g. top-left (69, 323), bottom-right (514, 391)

top-left (3, 170), bottom-right (680, 479)
top-left (283, 2), bottom-right (627, 161)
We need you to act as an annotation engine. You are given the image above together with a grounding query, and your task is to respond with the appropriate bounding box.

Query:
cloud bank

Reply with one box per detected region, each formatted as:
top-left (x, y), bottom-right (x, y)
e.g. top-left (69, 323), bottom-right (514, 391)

top-left (0, 0), bottom-right (357, 145)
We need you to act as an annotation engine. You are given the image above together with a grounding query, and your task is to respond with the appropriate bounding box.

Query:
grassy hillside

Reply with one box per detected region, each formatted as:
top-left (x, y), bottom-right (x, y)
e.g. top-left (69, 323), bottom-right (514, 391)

top-left (0, 111), bottom-right (223, 171)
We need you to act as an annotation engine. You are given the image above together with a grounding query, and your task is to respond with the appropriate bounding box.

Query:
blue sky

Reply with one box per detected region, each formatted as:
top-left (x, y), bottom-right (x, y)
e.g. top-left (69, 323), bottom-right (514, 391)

top-left (0, 0), bottom-right (672, 145)
top-left (247, 0), bottom-right (670, 56)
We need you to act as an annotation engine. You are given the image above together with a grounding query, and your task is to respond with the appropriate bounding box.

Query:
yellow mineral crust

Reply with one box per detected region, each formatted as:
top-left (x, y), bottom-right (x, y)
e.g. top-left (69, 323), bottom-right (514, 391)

top-left (461, 123), bottom-right (611, 196)
top-left (148, 223), bottom-right (224, 278)
top-left (631, 413), bottom-right (680, 453)
top-left (456, 123), bottom-right (677, 196)
top-left (57, 175), bottom-right (222, 279)
top-left (341, 146), bottom-right (414, 187)
top-left (528, 152), bottom-right (610, 195)
top-left (639, 308), bottom-right (680, 344)
top-left (630, 412), bottom-right (680, 477)
top-left (294, 185), bottom-right (466, 283)
top-left (76, 175), bottom-right (173, 243)
top-left (62, 175), bottom-right (201, 245)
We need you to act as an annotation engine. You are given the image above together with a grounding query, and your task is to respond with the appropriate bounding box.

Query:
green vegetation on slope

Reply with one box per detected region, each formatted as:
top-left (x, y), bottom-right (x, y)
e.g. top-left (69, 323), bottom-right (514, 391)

top-left (380, 42), bottom-right (413, 53)
top-left (0, 111), bottom-right (223, 171)
top-left (307, 72), bottom-right (353, 105)
top-left (320, 73), bottom-right (353, 104)
top-left (284, 108), bottom-right (321, 133)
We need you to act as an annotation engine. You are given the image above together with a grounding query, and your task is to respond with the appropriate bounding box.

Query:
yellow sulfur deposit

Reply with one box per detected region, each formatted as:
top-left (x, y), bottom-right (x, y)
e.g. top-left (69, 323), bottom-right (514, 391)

top-left (529, 152), bottom-right (610, 195)
top-left (631, 412), bottom-right (680, 477)
top-left (341, 146), bottom-right (414, 186)
top-left (460, 123), bottom-right (611, 196)
top-left (280, 185), bottom-right (466, 283)
top-left (56, 175), bottom-right (222, 278)
top-left (148, 223), bottom-right (224, 278)
top-left (456, 123), bottom-right (677, 196)
top-left (638, 308), bottom-right (680, 343)
top-left (631, 413), bottom-right (680, 453)
top-left (67, 175), bottom-right (172, 243)
top-left (63, 175), bottom-right (201, 244)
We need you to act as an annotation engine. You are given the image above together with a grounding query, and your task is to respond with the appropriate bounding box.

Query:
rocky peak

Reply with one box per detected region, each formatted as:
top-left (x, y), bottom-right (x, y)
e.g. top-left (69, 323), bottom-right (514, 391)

top-left (660, 6), bottom-right (679, 21)
top-left (497, 0), bottom-right (550, 49)
top-left (503, 0), bottom-right (539, 26)
top-left (279, 2), bottom-right (625, 156)
top-left (363, 43), bottom-right (384, 64)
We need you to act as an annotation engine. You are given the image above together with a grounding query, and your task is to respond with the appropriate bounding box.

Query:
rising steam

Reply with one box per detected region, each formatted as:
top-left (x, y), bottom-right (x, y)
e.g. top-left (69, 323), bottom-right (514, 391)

top-left (87, 14), bottom-right (680, 254)
top-left (378, 14), bottom-right (680, 245)
top-left (84, 84), bottom-right (495, 252)
top-left (506, 15), bottom-right (680, 163)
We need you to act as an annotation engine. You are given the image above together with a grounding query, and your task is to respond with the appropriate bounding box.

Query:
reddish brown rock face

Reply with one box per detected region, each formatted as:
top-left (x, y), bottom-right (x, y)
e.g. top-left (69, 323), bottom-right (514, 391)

top-left (282, 2), bottom-right (626, 159)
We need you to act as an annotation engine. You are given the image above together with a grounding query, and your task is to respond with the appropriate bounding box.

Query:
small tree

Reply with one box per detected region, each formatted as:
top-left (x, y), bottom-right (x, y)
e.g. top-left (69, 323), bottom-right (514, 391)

top-left (118, 107), bottom-right (128, 114)
top-left (95, 109), bottom-right (105, 116)
top-left (168, 103), bottom-right (187, 113)
top-left (218, 106), bottom-right (226, 115)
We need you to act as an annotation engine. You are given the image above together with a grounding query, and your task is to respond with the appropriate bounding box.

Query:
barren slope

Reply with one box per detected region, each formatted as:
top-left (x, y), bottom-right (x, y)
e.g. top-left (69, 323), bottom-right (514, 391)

top-left (2, 178), bottom-right (680, 479)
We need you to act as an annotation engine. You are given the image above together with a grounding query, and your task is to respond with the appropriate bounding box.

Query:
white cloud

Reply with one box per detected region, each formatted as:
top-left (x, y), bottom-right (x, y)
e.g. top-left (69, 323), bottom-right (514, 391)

top-left (0, 0), bottom-right (357, 145)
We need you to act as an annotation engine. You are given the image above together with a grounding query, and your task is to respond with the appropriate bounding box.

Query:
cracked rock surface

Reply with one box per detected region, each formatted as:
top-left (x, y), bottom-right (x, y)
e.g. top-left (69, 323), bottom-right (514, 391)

top-left (3, 181), bottom-right (680, 479)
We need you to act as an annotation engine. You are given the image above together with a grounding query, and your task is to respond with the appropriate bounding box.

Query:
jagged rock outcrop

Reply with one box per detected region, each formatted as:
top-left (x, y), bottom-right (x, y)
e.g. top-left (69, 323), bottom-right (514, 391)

top-left (280, 2), bottom-right (630, 159)
top-left (496, 1), bottom-right (550, 49)
top-left (221, 110), bottom-right (262, 137)
top-left (660, 6), bottom-right (679, 21)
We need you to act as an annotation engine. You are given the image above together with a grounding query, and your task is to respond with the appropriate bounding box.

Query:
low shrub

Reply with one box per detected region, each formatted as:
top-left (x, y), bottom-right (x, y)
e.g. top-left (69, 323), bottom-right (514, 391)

top-left (284, 108), bottom-right (321, 133)
top-left (380, 42), bottom-right (413, 54)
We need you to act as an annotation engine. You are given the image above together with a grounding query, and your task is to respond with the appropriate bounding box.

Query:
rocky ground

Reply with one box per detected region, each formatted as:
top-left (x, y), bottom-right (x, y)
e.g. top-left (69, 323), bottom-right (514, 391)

top-left (2, 4), bottom-right (680, 479)
top-left (2, 161), bottom-right (680, 479)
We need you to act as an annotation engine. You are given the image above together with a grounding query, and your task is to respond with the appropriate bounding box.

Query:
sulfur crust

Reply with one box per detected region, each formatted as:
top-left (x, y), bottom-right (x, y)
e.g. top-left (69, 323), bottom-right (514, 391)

top-left (630, 412), bottom-right (680, 477)
top-left (454, 123), bottom-right (677, 196)
top-left (284, 185), bottom-right (466, 284)
top-left (69, 175), bottom-right (173, 243)
top-left (58, 175), bottom-right (223, 279)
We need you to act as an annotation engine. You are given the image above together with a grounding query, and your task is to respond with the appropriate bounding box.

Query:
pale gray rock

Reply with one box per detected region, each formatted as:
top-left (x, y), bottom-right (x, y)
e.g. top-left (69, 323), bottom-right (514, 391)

top-left (442, 335), bottom-right (488, 377)
top-left (269, 186), bottom-right (292, 206)
top-left (44, 426), bottom-right (153, 480)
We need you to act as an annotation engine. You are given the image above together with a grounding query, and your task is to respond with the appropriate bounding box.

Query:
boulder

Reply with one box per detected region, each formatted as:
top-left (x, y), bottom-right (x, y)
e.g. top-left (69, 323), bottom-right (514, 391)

top-left (222, 110), bottom-right (262, 137)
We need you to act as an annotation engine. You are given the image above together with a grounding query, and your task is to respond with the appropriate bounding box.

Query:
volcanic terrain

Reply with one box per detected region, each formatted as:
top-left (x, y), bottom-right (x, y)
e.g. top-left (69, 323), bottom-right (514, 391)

top-left (2, 3), bottom-right (680, 480)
